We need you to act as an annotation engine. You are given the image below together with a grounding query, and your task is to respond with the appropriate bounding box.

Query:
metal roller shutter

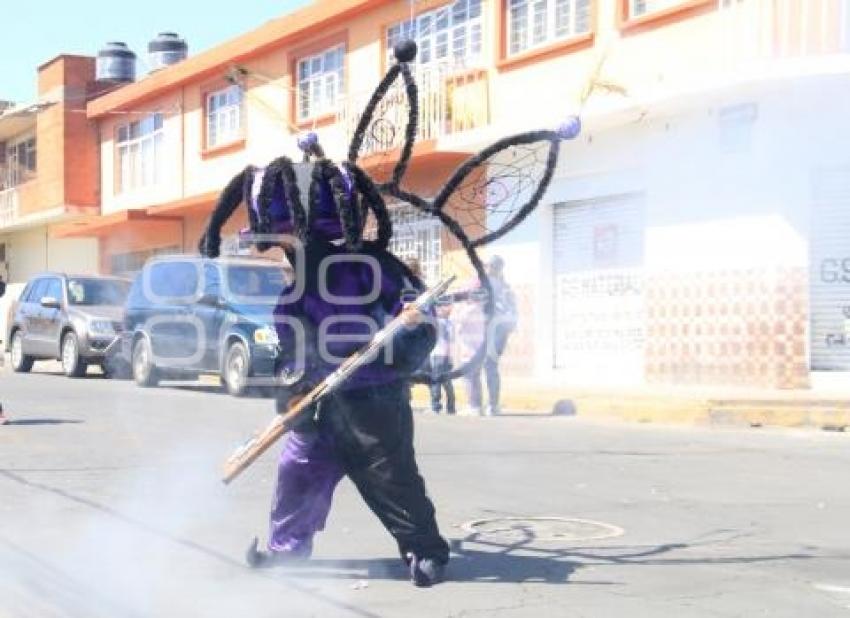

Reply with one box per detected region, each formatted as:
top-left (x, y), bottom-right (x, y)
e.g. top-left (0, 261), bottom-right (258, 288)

top-left (810, 168), bottom-right (850, 370)
top-left (553, 194), bottom-right (646, 380)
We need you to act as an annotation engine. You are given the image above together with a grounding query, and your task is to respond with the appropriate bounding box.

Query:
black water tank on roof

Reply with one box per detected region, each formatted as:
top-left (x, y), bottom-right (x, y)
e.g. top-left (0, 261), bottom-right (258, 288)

top-left (148, 32), bottom-right (188, 72)
top-left (96, 42), bottom-right (137, 83)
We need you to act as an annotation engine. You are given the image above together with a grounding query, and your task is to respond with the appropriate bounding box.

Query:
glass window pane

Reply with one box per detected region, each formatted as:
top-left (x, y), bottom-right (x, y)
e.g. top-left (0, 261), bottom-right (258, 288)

top-left (435, 7), bottom-right (449, 31)
top-left (299, 86), bottom-right (310, 119)
top-left (419, 14), bottom-right (432, 37)
top-left (436, 31), bottom-right (448, 58)
top-left (510, 3), bottom-right (528, 54)
top-left (555, 0), bottom-right (571, 37)
top-left (532, 0), bottom-right (547, 45)
top-left (453, 26), bottom-right (467, 59)
top-left (208, 116), bottom-right (217, 147)
top-left (471, 23), bottom-right (482, 56)
top-left (453, 0), bottom-right (468, 25)
top-left (576, 0), bottom-right (590, 32)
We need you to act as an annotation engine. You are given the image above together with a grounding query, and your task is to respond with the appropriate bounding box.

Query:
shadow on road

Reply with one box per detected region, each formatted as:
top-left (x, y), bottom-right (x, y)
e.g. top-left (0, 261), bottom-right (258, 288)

top-left (5, 419), bottom-right (84, 426)
top-left (0, 468), bottom-right (826, 591)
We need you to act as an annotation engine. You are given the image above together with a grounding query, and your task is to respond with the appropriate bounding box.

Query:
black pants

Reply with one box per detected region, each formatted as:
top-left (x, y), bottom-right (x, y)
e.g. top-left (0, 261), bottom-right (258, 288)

top-left (317, 382), bottom-right (450, 564)
top-left (429, 356), bottom-right (456, 413)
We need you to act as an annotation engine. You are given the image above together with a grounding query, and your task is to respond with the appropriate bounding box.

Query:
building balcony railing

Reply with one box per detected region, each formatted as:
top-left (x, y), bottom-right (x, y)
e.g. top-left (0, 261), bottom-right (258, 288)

top-left (0, 187), bottom-right (19, 229)
top-left (337, 62), bottom-right (490, 158)
top-left (718, 0), bottom-right (850, 68)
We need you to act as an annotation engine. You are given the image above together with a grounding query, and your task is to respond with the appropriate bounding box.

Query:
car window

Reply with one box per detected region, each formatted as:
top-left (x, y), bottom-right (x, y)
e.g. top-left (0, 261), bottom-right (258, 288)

top-left (26, 279), bottom-right (47, 303)
top-left (20, 281), bottom-right (34, 302)
top-left (126, 275), bottom-right (146, 308)
top-left (224, 265), bottom-right (287, 301)
top-left (67, 278), bottom-right (130, 306)
top-left (147, 260), bottom-right (201, 301)
top-left (44, 278), bottom-right (63, 302)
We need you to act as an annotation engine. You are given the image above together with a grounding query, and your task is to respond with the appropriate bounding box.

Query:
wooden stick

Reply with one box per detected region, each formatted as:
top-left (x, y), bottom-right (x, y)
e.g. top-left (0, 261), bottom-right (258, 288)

top-left (222, 275), bottom-right (456, 484)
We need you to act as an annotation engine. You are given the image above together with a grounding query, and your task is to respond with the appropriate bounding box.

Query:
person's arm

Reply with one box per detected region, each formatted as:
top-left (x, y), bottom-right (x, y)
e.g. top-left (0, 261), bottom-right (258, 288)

top-left (389, 310), bottom-right (437, 374)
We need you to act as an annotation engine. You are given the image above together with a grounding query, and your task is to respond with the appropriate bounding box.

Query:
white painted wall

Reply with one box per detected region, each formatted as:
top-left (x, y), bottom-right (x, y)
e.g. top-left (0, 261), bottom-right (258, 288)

top-left (490, 71), bottom-right (850, 385)
top-left (0, 226), bottom-right (98, 343)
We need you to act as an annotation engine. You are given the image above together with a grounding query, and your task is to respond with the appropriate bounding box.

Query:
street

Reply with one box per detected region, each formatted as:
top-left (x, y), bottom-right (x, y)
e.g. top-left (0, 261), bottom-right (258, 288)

top-left (1, 368), bottom-right (849, 617)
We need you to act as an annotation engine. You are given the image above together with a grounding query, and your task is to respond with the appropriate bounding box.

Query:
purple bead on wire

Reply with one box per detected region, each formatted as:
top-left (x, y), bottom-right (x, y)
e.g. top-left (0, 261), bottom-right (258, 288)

top-left (298, 131), bottom-right (319, 153)
top-left (557, 115), bottom-right (582, 140)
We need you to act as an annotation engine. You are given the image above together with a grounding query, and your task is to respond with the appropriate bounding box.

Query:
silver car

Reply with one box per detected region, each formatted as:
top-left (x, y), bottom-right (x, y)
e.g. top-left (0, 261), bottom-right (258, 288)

top-left (5, 273), bottom-right (130, 377)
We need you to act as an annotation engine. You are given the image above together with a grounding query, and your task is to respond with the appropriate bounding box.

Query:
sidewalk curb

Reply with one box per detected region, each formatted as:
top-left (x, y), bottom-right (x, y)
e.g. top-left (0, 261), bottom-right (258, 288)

top-left (412, 384), bottom-right (850, 430)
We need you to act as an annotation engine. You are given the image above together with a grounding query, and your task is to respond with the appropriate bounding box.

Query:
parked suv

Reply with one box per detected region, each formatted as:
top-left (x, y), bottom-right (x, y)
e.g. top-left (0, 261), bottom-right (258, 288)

top-left (5, 273), bottom-right (131, 377)
top-left (117, 256), bottom-right (288, 396)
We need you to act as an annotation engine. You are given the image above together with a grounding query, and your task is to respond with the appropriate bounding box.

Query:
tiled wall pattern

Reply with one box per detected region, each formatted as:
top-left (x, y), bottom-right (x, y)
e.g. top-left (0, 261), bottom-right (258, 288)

top-left (644, 267), bottom-right (809, 389)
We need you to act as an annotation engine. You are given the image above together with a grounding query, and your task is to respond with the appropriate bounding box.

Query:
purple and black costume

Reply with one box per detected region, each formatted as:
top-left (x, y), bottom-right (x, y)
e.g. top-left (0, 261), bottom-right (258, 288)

top-left (199, 140), bottom-right (450, 577)
top-left (269, 237), bottom-right (447, 564)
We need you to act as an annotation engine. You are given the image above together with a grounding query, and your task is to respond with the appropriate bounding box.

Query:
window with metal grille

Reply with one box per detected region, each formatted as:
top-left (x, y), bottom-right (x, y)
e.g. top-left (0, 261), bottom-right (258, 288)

top-left (387, 205), bottom-right (443, 285)
top-left (363, 204), bottom-right (442, 285)
top-left (508, 0), bottom-right (591, 56)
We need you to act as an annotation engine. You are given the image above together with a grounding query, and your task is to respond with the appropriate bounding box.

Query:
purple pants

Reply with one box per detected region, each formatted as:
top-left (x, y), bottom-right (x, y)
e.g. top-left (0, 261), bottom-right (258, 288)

top-left (268, 428), bottom-right (344, 554)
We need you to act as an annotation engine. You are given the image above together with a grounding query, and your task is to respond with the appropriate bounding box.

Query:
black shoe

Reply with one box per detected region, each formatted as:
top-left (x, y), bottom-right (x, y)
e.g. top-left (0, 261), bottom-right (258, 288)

top-left (406, 552), bottom-right (445, 587)
top-left (246, 537), bottom-right (312, 568)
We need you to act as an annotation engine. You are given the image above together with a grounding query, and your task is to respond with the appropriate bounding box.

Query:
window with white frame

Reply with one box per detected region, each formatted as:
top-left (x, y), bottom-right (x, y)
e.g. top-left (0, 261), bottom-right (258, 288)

top-left (206, 84), bottom-right (243, 149)
top-left (3, 135), bottom-right (36, 188)
top-left (116, 113), bottom-right (164, 193)
top-left (629, 0), bottom-right (687, 18)
top-left (386, 0), bottom-right (484, 69)
top-left (507, 0), bottom-right (591, 56)
top-left (297, 45), bottom-right (345, 121)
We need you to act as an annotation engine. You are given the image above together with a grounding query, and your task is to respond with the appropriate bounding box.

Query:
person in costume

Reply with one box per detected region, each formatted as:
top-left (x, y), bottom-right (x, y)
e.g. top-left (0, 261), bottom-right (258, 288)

top-left (200, 135), bottom-right (449, 587)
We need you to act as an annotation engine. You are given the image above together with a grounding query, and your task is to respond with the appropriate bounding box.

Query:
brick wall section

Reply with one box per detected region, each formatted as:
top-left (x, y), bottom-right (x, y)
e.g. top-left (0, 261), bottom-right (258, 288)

top-left (644, 267), bottom-right (809, 389)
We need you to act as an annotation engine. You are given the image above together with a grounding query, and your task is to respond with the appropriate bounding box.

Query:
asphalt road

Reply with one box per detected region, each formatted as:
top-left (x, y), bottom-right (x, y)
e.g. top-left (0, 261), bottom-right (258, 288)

top-left (1, 366), bottom-right (849, 617)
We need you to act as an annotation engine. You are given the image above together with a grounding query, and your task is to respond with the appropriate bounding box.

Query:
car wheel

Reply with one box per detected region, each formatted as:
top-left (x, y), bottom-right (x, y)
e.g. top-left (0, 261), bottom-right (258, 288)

top-left (61, 332), bottom-right (87, 378)
top-left (10, 331), bottom-right (34, 373)
top-left (132, 337), bottom-right (159, 387)
top-left (224, 341), bottom-right (250, 397)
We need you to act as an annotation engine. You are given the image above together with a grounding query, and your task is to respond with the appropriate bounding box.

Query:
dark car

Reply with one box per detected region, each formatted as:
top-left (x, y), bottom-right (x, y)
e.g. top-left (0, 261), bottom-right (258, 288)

top-left (117, 255), bottom-right (288, 396)
top-left (5, 273), bottom-right (130, 377)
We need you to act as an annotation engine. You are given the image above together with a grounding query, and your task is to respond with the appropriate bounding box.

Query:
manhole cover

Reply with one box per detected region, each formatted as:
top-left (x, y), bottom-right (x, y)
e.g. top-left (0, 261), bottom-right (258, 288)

top-left (461, 517), bottom-right (624, 543)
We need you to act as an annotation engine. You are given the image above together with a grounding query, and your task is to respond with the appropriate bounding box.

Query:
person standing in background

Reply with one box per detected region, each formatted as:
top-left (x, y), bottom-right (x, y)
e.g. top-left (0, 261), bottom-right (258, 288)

top-left (464, 255), bottom-right (517, 416)
top-left (429, 301), bottom-right (456, 415)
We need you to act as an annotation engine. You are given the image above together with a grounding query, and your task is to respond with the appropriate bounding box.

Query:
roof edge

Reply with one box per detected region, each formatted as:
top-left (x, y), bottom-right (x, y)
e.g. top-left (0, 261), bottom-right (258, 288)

top-left (87, 0), bottom-right (387, 119)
